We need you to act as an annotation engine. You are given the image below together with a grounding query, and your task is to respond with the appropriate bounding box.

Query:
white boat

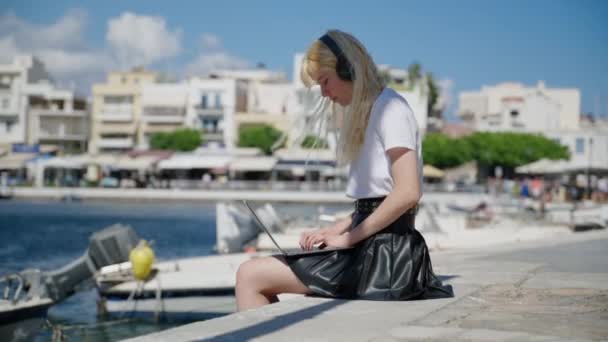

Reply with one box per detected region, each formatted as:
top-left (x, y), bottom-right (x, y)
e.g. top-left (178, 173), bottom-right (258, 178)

top-left (1, 224), bottom-right (138, 341)
top-left (96, 253), bottom-right (257, 321)
top-left (0, 172), bottom-right (13, 199)
top-left (216, 201), bottom-right (354, 253)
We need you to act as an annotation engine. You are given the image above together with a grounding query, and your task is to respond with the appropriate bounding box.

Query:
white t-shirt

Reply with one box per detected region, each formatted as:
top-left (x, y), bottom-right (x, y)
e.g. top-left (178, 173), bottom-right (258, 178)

top-left (346, 88), bottom-right (423, 199)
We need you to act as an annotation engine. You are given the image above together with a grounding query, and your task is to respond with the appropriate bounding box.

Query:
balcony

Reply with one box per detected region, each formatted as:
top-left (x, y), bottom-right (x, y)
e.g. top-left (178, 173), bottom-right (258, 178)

top-left (196, 105), bottom-right (224, 117)
top-left (0, 107), bottom-right (18, 118)
top-left (97, 137), bottom-right (134, 149)
top-left (98, 112), bottom-right (133, 122)
top-left (98, 122), bottom-right (137, 134)
top-left (203, 131), bottom-right (224, 141)
top-left (143, 115), bottom-right (184, 124)
top-left (99, 104), bottom-right (134, 122)
top-left (34, 109), bottom-right (87, 117)
top-left (38, 131), bottom-right (87, 141)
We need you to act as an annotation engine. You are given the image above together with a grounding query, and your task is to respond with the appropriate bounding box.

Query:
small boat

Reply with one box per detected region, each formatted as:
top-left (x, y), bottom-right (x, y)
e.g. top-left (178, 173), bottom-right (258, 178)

top-left (0, 172), bottom-right (13, 199)
top-left (95, 253), bottom-right (257, 321)
top-left (0, 224), bottom-right (138, 342)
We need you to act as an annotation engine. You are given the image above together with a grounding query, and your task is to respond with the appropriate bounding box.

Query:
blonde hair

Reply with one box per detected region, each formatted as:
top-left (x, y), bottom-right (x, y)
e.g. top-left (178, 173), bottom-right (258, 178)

top-left (300, 29), bottom-right (385, 165)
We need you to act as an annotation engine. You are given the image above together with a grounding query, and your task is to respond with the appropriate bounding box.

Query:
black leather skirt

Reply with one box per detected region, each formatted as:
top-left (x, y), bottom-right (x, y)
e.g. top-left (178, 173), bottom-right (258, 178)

top-left (285, 197), bottom-right (454, 300)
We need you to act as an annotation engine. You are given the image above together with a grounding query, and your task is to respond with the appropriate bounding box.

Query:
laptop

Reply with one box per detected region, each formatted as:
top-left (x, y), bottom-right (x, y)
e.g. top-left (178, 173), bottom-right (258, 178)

top-left (242, 200), bottom-right (354, 256)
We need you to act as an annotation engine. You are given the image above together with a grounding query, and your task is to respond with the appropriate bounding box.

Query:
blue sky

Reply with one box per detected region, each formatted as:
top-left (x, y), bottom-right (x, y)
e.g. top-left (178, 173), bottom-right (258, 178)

top-left (1, 0), bottom-right (607, 119)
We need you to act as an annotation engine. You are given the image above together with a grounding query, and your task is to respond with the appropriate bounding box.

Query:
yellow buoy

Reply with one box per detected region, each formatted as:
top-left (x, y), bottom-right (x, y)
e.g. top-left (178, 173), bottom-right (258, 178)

top-left (129, 240), bottom-right (155, 280)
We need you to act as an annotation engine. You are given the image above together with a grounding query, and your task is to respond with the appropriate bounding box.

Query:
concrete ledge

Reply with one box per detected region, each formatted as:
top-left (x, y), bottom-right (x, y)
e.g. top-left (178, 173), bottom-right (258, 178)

top-left (13, 187), bottom-right (351, 203)
top-left (124, 290), bottom-right (475, 342)
top-left (126, 230), bottom-right (608, 341)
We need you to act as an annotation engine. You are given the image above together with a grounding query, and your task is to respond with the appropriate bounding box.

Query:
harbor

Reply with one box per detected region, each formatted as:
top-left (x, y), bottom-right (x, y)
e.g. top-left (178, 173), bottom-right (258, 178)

top-left (127, 228), bottom-right (608, 341)
top-left (1, 193), bottom-right (606, 341)
top-left (1, 1), bottom-right (608, 341)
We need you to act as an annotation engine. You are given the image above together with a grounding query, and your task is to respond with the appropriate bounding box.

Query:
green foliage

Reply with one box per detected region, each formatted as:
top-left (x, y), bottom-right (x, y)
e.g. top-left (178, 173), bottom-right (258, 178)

top-left (149, 128), bottom-right (202, 151)
top-left (301, 135), bottom-right (329, 149)
top-left (422, 132), bottom-right (570, 169)
top-left (464, 132), bottom-right (570, 167)
top-left (426, 72), bottom-right (439, 116)
top-left (237, 124), bottom-right (284, 155)
top-left (407, 62), bottom-right (422, 86)
top-left (422, 133), bottom-right (474, 168)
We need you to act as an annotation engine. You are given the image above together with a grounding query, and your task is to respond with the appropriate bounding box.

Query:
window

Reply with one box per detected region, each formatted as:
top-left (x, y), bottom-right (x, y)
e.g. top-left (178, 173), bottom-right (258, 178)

top-left (215, 94), bottom-right (222, 109)
top-left (575, 137), bottom-right (585, 154)
top-left (1, 98), bottom-right (8, 109)
top-left (6, 120), bottom-right (13, 132)
top-left (510, 110), bottom-right (519, 117)
top-left (201, 94), bottom-right (208, 109)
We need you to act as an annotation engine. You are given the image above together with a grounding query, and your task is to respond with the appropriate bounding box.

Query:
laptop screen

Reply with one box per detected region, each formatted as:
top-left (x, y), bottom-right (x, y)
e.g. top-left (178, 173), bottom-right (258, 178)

top-left (242, 200), bottom-right (287, 255)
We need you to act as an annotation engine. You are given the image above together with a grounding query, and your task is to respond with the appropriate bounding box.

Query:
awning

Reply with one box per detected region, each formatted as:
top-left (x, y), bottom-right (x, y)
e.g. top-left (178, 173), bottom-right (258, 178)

top-left (114, 155), bottom-right (159, 170)
top-left (230, 157), bottom-right (277, 172)
top-left (0, 153), bottom-right (38, 170)
top-left (515, 158), bottom-right (569, 174)
top-left (423, 165), bottom-right (445, 178)
top-left (39, 156), bottom-right (85, 169)
top-left (158, 154), bottom-right (232, 170)
top-left (273, 162), bottom-right (335, 172)
top-left (274, 148), bottom-right (335, 162)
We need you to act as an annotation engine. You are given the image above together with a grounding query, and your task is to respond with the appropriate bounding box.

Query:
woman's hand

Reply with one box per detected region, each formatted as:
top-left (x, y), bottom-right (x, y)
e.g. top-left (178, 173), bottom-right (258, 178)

top-left (321, 233), bottom-right (352, 249)
top-left (299, 229), bottom-right (326, 251)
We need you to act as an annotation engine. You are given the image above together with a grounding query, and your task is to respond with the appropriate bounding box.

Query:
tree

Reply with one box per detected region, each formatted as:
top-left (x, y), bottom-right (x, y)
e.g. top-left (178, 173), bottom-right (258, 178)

top-left (301, 135), bottom-right (329, 149)
top-left (422, 132), bottom-right (570, 171)
top-left (422, 133), bottom-right (474, 169)
top-left (238, 124), bottom-right (284, 155)
top-left (464, 132), bottom-right (570, 168)
top-left (149, 128), bottom-right (202, 151)
top-left (426, 72), bottom-right (440, 118)
top-left (407, 62), bottom-right (422, 87)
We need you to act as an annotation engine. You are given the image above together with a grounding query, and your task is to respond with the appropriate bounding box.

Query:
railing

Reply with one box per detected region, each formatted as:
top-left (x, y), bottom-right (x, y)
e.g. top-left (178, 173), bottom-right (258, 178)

top-left (97, 137), bottom-right (134, 149)
top-left (99, 112), bottom-right (133, 122)
top-left (160, 179), bottom-right (347, 192)
top-left (0, 107), bottom-right (18, 117)
top-left (34, 109), bottom-right (86, 117)
top-left (100, 104), bottom-right (133, 122)
top-left (142, 115), bottom-right (184, 124)
top-left (196, 106), bottom-right (224, 117)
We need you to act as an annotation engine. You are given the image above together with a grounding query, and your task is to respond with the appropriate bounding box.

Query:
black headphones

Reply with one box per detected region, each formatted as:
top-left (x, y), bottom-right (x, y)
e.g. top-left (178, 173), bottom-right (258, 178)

top-left (319, 34), bottom-right (354, 82)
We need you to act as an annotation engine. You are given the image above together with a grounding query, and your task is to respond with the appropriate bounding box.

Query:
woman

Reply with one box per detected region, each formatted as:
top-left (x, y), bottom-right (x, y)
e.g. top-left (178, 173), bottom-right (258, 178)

top-left (235, 29), bottom-right (453, 311)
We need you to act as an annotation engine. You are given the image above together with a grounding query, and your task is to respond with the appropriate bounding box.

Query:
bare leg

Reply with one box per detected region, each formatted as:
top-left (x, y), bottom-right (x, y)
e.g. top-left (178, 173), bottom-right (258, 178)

top-left (235, 256), bottom-right (311, 311)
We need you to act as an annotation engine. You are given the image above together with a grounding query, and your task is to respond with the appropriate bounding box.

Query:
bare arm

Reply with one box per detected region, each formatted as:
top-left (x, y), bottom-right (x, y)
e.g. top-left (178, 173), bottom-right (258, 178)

top-left (325, 215), bottom-right (353, 235)
top-left (345, 147), bottom-right (421, 245)
top-left (300, 215), bottom-right (353, 250)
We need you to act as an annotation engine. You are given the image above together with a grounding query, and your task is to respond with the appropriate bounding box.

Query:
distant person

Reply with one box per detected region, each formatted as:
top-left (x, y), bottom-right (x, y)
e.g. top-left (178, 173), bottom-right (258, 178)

top-left (235, 29), bottom-right (453, 311)
top-left (520, 179), bottom-right (530, 198)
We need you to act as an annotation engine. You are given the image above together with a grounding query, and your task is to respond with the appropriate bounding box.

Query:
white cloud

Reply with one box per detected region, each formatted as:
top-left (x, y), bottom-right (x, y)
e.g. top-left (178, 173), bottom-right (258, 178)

top-left (0, 36), bottom-right (19, 62)
top-left (437, 78), bottom-right (459, 121)
top-left (106, 12), bottom-right (182, 68)
top-left (185, 51), bottom-right (251, 77)
top-left (0, 9), bottom-right (87, 51)
top-left (36, 49), bottom-right (113, 75)
top-left (0, 9), bottom-right (113, 93)
top-left (0, 10), bottom-right (253, 93)
top-left (185, 33), bottom-right (251, 76)
top-left (200, 33), bottom-right (221, 50)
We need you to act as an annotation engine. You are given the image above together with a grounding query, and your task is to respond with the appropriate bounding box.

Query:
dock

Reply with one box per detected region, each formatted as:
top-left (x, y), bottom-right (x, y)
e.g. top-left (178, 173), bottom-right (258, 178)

top-left (125, 228), bottom-right (608, 341)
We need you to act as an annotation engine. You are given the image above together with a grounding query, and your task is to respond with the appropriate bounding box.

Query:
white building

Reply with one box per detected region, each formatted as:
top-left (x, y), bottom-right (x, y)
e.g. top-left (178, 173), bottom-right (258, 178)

top-left (89, 68), bottom-right (158, 153)
top-left (186, 78), bottom-right (241, 149)
top-left (140, 82), bottom-right (188, 149)
top-left (458, 81), bottom-right (580, 132)
top-left (0, 55), bottom-right (51, 147)
top-left (24, 81), bottom-right (89, 153)
top-left (378, 65), bottom-right (429, 135)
